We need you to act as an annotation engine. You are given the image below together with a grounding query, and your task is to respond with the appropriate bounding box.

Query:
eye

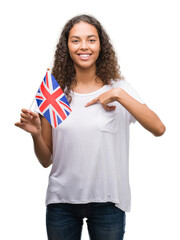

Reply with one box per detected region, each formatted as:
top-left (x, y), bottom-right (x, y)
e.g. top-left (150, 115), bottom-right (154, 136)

top-left (72, 39), bottom-right (79, 43)
top-left (89, 39), bottom-right (96, 43)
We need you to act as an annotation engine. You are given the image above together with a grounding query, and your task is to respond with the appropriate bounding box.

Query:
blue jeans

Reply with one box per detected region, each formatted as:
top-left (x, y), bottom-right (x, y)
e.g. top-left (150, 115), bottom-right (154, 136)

top-left (46, 202), bottom-right (126, 240)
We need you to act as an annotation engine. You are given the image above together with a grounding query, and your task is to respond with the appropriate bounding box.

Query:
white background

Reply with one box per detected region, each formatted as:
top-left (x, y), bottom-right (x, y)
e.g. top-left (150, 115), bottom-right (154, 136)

top-left (1, 0), bottom-right (180, 239)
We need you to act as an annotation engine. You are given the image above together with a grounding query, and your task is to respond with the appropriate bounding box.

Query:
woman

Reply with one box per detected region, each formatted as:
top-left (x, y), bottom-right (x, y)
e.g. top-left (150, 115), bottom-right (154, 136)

top-left (15, 14), bottom-right (166, 240)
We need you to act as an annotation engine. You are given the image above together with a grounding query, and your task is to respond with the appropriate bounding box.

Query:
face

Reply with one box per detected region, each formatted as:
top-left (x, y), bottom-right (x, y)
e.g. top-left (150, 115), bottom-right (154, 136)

top-left (68, 21), bottom-right (101, 70)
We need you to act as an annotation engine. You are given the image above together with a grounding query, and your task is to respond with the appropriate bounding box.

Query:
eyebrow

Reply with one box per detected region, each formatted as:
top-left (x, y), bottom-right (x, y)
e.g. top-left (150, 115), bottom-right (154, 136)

top-left (70, 35), bottom-right (98, 39)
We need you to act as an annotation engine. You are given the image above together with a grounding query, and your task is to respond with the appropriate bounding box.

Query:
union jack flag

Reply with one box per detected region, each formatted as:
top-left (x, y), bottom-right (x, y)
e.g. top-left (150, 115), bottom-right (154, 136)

top-left (35, 69), bottom-right (72, 128)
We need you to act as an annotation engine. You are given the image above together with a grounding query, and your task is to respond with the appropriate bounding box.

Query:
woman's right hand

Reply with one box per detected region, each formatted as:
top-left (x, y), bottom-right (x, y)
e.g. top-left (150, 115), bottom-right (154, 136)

top-left (15, 108), bottom-right (42, 137)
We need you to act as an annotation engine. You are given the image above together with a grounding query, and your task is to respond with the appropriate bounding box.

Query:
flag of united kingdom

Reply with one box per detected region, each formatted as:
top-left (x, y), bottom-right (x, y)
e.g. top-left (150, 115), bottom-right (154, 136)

top-left (35, 69), bottom-right (72, 128)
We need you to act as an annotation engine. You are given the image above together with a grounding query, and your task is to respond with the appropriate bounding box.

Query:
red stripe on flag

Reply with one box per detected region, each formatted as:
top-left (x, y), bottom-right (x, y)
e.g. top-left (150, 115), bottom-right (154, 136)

top-left (35, 95), bottom-right (43, 99)
top-left (39, 82), bottom-right (67, 120)
top-left (52, 110), bottom-right (57, 128)
top-left (59, 100), bottom-right (72, 111)
top-left (46, 72), bottom-right (49, 89)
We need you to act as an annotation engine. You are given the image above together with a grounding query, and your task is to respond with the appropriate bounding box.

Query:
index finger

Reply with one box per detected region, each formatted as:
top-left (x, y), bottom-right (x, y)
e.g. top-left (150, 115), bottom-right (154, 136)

top-left (85, 96), bottom-right (99, 107)
top-left (21, 108), bottom-right (39, 118)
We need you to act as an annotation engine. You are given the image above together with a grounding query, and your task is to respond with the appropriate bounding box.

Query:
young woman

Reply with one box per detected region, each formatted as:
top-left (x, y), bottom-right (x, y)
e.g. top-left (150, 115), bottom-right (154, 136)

top-left (15, 14), bottom-right (166, 240)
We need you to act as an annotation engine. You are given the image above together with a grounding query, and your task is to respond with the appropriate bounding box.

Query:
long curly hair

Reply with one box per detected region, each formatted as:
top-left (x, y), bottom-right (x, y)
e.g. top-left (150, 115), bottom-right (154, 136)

top-left (52, 14), bottom-right (124, 103)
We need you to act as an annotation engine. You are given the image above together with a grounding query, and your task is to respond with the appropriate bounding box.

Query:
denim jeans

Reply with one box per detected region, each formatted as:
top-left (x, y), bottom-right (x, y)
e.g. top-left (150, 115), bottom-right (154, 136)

top-left (46, 201), bottom-right (126, 240)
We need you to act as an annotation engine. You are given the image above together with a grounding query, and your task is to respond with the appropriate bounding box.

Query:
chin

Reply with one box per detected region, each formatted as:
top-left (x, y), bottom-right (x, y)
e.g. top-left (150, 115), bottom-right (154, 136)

top-left (74, 62), bottom-right (96, 70)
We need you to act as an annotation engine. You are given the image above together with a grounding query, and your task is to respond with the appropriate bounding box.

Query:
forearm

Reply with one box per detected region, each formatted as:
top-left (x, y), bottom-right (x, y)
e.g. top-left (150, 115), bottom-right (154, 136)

top-left (32, 133), bottom-right (52, 168)
top-left (116, 88), bottom-right (166, 136)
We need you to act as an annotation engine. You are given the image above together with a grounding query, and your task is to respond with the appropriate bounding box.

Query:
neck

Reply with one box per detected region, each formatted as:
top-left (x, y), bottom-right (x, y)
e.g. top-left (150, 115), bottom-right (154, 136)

top-left (71, 65), bottom-right (104, 92)
top-left (74, 65), bottom-right (97, 85)
top-left (75, 66), bottom-right (102, 86)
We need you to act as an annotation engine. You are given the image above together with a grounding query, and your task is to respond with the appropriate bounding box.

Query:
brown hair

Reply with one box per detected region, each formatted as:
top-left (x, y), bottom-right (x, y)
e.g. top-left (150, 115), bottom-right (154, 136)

top-left (52, 14), bottom-right (124, 103)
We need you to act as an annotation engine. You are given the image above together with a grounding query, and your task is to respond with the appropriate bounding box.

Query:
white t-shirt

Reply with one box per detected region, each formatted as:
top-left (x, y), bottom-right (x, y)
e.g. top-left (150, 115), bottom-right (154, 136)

top-left (35, 79), bottom-right (145, 212)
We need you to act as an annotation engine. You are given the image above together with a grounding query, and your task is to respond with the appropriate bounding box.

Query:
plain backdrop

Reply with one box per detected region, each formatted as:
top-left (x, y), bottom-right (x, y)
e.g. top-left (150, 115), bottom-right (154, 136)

top-left (1, 0), bottom-right (180, 239)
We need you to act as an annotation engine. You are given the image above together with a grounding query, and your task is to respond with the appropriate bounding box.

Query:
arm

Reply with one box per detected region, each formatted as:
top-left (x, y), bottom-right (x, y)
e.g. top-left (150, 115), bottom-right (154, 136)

top-left (115, 88), bottom-right (166, 136)
top-left (32, 116), bottom-right (52, 168)
top-left (15, 109), bottom-right (52, 168)
top-left (85, 88), bottom-right (166, 137)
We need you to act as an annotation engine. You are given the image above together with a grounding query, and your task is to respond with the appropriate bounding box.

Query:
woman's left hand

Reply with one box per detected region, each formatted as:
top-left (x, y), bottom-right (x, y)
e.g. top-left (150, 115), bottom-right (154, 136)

top-left (85, 88), bottom-right (120, 111)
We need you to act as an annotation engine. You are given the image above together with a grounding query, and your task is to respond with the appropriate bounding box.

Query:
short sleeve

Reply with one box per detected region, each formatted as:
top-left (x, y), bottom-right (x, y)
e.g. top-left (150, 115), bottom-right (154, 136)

top-left (112, 79), bottom-right (145, 124)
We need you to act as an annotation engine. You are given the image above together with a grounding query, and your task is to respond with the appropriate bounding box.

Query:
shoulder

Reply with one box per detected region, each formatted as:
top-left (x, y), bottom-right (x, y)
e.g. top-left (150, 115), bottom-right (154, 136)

top-left (110, 78), bottom-right (131, 89)
top-left (111, 78), bottom-right (145, 104)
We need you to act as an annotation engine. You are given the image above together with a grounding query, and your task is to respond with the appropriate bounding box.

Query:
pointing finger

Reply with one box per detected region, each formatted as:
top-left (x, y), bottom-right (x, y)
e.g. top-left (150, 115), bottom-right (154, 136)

top-left (85, 97), bottom-right (99, 107)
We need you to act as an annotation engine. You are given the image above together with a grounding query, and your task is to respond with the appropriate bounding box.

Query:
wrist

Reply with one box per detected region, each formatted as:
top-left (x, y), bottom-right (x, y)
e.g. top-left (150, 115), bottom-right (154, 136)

top-left (31, 128), bottom-right (42, 139)
top-left (114, 87), bottom-right (123, 102)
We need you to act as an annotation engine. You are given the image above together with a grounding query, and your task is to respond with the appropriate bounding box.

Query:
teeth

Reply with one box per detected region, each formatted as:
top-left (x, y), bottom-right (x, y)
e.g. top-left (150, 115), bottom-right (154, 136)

top-left (79, 54), bottom-right (90, 57)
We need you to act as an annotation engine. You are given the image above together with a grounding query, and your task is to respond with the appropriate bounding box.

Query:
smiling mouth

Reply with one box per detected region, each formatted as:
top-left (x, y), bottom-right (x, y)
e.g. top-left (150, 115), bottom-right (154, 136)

top-left (78, 53), bottom-right (92, 56)
top-left (77, 54), bottom-right (92, 60)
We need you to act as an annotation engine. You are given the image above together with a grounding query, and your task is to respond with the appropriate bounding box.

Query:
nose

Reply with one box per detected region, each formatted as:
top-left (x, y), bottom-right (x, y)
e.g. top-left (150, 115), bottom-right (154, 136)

top-left (80, 40), bottom-right (88, 50)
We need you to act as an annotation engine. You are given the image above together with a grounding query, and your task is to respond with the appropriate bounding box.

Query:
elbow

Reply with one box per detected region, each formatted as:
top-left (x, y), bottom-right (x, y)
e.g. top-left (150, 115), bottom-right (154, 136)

top-left (41, 158), bottom-right (52, 168)
top-left (42, 162), bottom-right (52, 168)
top-left (153, 124), bottom-right (166, 137)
